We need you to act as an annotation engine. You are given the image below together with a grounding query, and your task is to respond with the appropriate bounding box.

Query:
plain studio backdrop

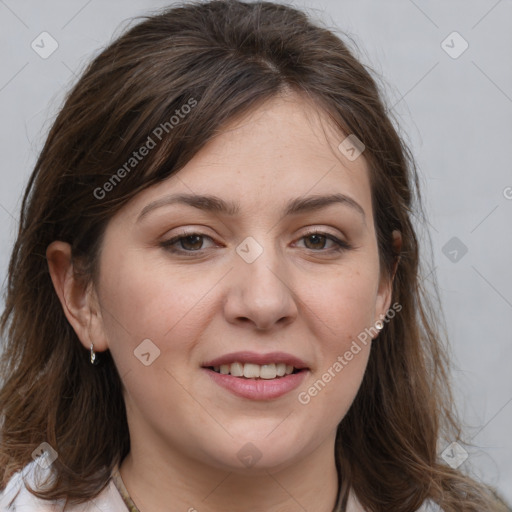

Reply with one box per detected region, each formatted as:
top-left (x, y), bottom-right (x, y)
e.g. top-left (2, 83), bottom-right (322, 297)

top-left (0, 0), bottom-right (511, 502)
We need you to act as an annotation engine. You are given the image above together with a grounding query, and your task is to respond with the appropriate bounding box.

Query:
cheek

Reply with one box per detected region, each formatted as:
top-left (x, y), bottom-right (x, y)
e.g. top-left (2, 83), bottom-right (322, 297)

top-left (306, 264), bottom-right (379, 344)
top-left (295, 265), bottom-right (377, 414)
top-left (97, 254), bottom-right (218, 435)
top-left (96, 249), bottom-right (220, 372)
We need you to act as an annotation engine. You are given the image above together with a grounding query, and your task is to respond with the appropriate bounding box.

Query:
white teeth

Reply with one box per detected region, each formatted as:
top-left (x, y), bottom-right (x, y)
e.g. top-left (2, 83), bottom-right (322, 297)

top-left (243, 363), bottom-right (260, 378)
top-left (211, 362), bottom-right (299, 378)
top-left (276, 363), bottom-right (286, 377)
top-left (230, 362), bottom-right (244, 377)
top-left (260, 364), bottom-right (276, 379)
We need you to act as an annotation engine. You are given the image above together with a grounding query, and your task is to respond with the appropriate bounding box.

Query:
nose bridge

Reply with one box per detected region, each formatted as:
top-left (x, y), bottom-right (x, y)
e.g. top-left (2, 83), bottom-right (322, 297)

top-left (225, 234), bottom-right (297, 329)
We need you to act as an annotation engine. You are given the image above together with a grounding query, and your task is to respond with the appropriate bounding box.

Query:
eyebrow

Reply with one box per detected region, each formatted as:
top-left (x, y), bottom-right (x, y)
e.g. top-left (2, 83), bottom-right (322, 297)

top-left (136, 192), bottom-right (366, 224)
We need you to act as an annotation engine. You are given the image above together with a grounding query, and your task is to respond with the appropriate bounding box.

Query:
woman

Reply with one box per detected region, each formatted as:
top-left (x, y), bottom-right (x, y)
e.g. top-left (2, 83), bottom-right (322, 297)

top-left (0, 1), bottom-right (508, 511)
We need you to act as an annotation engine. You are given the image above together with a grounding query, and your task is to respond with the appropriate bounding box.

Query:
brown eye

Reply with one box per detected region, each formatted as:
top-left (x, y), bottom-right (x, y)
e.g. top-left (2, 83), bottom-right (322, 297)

top-left (160, 233), bottom-right (215, 254)
top-left (179, 235), bottom-right (204, 251)
top-left (303, 233), bottom-right (328, 250)
top-left (297, 231), bottom-right (351, 252)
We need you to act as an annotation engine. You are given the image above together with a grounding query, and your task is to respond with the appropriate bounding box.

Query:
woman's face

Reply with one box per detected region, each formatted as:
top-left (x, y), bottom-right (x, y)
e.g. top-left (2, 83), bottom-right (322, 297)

top-left (90, 92), bottom-right (394, 473)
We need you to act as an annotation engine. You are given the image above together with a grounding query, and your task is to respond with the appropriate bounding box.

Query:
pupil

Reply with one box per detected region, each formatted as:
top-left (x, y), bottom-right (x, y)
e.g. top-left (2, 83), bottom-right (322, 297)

top-left (306, 234), bottom-right (325, 249)
top-left (182, 235), bottom-right (202, 250)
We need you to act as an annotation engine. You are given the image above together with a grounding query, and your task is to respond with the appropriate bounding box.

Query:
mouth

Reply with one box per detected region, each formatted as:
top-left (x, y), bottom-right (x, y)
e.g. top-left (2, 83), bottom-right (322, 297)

top-left (201, 351), bottom-right (309, 377)
top-left (201, 351), bottom-right (310, 400)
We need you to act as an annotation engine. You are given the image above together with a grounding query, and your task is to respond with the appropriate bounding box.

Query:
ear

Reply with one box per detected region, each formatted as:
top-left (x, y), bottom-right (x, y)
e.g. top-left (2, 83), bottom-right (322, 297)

top-left (374, 230), bottom-right (402, 327)
top-left (46, 241), bottom-right (109, 353)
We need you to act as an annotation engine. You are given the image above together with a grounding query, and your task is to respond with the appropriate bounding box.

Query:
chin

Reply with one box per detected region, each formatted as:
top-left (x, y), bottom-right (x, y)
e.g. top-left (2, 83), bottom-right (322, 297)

top-left (198, 433), bottom-right (310, 474)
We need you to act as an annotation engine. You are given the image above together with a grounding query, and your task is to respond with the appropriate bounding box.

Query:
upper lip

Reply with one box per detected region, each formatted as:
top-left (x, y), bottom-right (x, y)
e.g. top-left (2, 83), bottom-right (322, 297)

top-left (202, 351), bottom-right (309, 369)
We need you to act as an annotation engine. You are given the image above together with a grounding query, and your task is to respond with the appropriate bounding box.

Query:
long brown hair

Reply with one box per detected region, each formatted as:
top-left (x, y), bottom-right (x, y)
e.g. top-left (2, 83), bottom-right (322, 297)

top-left (0, 1), bottom-right (507, 510)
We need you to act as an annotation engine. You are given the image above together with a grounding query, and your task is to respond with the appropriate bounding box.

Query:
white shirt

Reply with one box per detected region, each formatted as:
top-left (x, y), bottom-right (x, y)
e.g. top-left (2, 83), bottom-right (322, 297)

top-left (0, 459), bottom-right (443, 512)
top-left (0, 459), bottom-right (129, 512)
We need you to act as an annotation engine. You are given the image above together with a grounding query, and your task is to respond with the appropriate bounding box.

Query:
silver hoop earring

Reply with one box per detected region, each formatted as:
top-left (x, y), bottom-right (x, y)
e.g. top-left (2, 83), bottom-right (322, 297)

top-left (90, 343), bottom-right (98, 365)
top-left (375, 320), bottom-right (384, 331)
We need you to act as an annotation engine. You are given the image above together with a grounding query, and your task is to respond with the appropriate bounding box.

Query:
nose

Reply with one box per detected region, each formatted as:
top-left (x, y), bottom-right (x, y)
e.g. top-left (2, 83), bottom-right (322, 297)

top-left (223, 239), bottom-right (298, 331)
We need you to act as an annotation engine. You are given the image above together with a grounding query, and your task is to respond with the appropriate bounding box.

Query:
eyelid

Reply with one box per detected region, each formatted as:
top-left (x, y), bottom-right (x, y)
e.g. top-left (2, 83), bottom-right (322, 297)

top-left (160, 230), bottom-right (218, 250)
top-left (300, 226), bottom-right (345, 239)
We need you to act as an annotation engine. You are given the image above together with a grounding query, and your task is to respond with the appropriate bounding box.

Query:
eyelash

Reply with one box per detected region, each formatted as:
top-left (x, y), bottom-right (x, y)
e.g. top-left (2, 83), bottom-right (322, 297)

top-left (159, 230), bottom-right (352, 255)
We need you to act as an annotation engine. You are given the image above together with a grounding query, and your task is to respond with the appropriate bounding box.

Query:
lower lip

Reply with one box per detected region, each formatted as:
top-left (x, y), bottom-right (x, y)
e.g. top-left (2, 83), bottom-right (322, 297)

top-left (202, 368), bottom-right (308, 400)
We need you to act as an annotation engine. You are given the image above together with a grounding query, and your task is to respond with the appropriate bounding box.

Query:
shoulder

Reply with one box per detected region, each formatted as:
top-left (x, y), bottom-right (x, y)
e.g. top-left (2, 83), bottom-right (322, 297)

top-left (348, 489), bottom-right (444, 512)
top-left (0, 459), bottom-right (126, 512)
top-left (417, 500), bottom-right (445, 512)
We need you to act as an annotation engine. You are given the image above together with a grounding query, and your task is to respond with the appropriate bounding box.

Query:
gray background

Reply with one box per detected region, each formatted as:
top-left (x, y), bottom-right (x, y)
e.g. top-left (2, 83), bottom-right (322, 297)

top-left (0, 0), bottom-right (511, 501)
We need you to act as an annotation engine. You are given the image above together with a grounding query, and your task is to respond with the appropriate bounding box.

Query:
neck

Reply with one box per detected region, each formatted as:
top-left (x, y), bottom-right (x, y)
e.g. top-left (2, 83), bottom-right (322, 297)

top-left (119, 435), bottom-right (341, 512)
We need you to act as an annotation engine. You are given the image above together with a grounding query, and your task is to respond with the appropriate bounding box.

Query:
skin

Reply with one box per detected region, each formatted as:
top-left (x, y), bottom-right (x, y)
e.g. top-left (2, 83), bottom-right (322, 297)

top-left (47, 91), bottom-right (401, 512)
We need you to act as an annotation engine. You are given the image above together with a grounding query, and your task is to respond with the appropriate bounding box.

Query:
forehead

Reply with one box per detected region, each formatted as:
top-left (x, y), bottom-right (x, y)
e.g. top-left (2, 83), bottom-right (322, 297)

top-left (191, 92), bottom-right (368, 184)
top-left (123, 92), bottom-right (373, 223)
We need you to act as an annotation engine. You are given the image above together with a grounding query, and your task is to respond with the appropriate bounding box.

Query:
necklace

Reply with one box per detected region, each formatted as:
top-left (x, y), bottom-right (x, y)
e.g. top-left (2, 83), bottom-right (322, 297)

top-left (110, 463), bottom-right (347, 512)
top-left (111, 463), bottom-right (141, 512)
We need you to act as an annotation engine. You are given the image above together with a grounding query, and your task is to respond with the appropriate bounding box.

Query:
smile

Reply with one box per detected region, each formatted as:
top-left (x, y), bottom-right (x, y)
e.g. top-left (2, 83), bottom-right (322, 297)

top-left (202, 366), bottom-right (308, 400)
top-left (208, 362), bottom-right (299, 379)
